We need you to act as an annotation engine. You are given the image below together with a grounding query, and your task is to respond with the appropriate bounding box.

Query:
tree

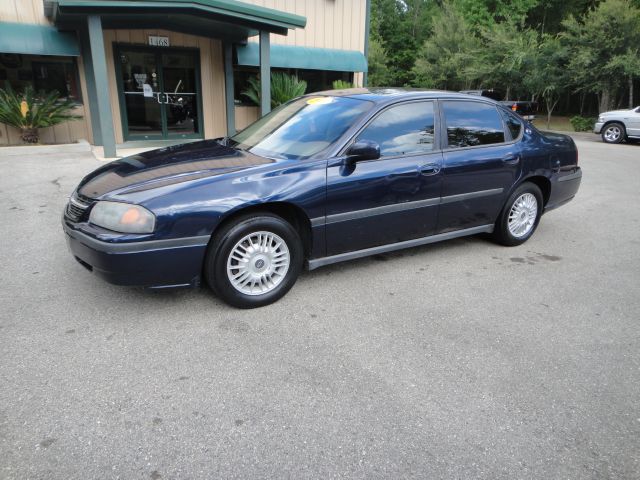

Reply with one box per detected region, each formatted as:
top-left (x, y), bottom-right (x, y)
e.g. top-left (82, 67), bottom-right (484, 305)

top-left (412, 3), bottom-right (481, 90)
top-left (469, 19), bottom-right (539, 99)
top-left (562, 0), bottom-right (640, 112)
top-left (526, 35), bottom-right (571, 127)
top-left (371, 0), bottom-right (437, 86)
top-left (367, 34), bottom-right (394, 86)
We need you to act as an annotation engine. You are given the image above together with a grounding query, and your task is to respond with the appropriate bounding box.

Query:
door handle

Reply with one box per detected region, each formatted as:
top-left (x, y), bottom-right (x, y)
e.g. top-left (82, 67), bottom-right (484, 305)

top-left (419, 163), bottom-right (441, 176)
top-left (501, 154), bottom-right (520, 165)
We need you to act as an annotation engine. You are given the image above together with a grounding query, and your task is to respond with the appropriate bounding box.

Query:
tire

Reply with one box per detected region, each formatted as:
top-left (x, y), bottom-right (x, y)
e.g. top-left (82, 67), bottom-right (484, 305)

top-left (204, 213), bottom-right (303, 308)
top-left (492, 182), bottom-right (543, 246)
top-left (601, 122), bottom-right (626, 144)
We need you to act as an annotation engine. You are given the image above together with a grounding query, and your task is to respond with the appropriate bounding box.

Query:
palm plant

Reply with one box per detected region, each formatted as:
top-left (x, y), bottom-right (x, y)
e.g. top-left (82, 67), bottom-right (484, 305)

top-left (242, 72), bottom-right (307, 109)
top-left (332, 80), bottom-right (354, 89)
top-left (0, 83), bottom-right (82, 144)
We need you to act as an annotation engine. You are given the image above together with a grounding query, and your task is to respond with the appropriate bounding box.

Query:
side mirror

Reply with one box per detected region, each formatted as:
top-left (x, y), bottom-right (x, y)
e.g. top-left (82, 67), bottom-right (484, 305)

top-left (345, 140), bottom-right (380, 162)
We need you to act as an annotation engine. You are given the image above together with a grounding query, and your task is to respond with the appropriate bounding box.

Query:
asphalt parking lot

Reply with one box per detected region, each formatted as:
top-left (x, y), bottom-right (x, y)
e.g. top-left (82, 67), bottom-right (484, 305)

top-left (1, 137), bottom-right (638, 479)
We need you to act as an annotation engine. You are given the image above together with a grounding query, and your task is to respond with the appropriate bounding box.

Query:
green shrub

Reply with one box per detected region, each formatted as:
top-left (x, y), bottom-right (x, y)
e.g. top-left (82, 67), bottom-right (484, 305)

top-left (242, 72), bottom-right (307, 109)
top-left (332, 80), bottom-right (354, 90)
top-left (0, 83), bottom-right (81, 143)
top-left (570, 115), bottom-right (597, 132)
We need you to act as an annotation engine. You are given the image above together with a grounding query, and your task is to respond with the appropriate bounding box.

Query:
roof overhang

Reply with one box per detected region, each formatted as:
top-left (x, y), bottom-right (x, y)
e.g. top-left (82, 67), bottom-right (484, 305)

top-left (44, 0), bottom-right (306, 39)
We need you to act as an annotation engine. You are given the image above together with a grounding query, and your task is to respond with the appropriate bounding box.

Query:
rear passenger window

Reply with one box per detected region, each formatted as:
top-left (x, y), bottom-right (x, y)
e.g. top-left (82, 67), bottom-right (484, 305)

top-left (500, 109), bottom-right (523, 140)
top-left (357, 102), bottom-right (435, 157)
top-left (443, 101), bottom-right (505, 148)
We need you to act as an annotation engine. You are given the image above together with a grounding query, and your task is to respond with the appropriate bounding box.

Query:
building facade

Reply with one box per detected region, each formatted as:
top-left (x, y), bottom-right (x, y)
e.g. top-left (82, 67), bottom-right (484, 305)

top-left (0, 0), bottom-right (370, 156)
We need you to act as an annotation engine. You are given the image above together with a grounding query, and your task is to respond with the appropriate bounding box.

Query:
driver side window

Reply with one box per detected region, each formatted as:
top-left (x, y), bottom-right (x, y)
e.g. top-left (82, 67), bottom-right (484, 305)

top-left (356, 102), bottom-right (436, 157)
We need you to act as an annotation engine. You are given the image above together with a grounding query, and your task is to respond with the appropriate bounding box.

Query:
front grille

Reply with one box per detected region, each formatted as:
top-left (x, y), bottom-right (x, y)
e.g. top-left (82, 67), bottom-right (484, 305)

top-left (65, 193), bottom-right (92, 222)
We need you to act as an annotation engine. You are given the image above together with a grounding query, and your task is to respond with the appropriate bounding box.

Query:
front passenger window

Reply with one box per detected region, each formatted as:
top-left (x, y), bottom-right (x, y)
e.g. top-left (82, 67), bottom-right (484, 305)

top-left (356, 102), bottom-right (435, 157)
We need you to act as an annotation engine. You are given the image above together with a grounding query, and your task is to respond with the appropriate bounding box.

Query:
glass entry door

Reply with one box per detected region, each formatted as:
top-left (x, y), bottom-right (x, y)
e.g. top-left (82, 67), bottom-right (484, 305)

top-left (116, 47), bottom-right (202, 140)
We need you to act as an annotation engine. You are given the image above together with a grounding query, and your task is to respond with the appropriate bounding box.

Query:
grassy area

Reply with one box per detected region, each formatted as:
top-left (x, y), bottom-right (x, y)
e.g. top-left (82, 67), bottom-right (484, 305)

top-left (531, 115), bottom-right (574, 132)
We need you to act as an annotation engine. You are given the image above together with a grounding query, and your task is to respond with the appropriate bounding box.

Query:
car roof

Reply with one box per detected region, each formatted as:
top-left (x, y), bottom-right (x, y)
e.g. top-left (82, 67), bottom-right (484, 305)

top-left (307, 88), bottom-right (499, 105)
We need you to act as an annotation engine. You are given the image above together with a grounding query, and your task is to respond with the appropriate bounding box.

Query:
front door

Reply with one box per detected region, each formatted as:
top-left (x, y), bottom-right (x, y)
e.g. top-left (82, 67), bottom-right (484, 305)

top-left (325, 101), bottom-right (443, 256)
top-left (116, 46), bottom-right (203, 141)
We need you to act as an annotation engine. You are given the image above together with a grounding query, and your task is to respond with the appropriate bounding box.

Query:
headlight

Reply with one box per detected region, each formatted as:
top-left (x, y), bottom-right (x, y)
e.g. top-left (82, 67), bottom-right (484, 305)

top-left (598, 116), bottom-right (604, 123)
top-left (89, 201), bottom-right (155, 234)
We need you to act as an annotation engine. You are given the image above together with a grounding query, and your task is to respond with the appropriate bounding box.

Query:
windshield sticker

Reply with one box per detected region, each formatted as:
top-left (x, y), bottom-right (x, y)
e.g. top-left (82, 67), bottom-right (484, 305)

top-left (306, 97), bottom-right (334, 105)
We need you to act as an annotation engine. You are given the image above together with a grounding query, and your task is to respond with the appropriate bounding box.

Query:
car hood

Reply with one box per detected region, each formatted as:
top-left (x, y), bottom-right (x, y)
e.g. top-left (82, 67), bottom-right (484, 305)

top-left (77, 140), bottom-right (275, 199)
top-left (600, 109), bottom-right (634, 117)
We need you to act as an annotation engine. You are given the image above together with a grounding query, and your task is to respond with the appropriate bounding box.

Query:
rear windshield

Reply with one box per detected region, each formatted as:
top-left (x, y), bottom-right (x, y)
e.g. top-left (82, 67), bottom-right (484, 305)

top-left (230, 96), bottom-right (373, 160)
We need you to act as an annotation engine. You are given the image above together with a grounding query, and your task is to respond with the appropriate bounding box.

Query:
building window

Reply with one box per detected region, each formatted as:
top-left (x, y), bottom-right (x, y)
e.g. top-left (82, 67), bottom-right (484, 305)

top-left (233, 65), bottom-right (354, 106)
top-left (0, 54), bottom-right (82, 102)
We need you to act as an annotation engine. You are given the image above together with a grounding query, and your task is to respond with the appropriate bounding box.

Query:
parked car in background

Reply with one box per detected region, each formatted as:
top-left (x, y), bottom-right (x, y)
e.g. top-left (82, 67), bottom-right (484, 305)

top-left (594, 106), bottom-right (640, 144)
top-left (63, 89), bottom-right (581, 308)
top-left (460, 89), bottom-right (538, 120)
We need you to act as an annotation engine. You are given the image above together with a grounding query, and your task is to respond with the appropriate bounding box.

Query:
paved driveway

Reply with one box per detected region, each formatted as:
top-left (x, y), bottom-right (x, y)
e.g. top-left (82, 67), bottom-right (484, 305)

top-left (1, 139), bottom-right (638, 479)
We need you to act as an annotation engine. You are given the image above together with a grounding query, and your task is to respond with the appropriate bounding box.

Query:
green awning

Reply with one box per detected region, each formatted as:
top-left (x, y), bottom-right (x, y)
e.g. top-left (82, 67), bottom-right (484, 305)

top-left (0, 22), bottom-right (79, 56)
top-left (237, 43), bottom-right (368, 73)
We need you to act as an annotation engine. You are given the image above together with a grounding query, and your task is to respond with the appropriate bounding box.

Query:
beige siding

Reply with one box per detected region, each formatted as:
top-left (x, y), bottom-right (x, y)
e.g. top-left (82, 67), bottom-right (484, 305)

top-left (0, 0), bottom-right (50, 25)
top-left (235, 106), bottom-right (260, 131)
top-left (102, 29), bottom-right (227, 143)
top-left (242, 0), bottom-right (366, 52)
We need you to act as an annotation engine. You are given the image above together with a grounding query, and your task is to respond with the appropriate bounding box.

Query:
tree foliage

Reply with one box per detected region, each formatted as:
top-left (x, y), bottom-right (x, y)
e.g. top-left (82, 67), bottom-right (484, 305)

top-left (368, 0), bottom-right (640, 113)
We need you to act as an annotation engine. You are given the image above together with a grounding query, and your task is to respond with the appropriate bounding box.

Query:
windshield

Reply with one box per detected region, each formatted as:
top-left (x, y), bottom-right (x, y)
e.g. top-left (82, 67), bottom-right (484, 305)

top-left (230, 96), bottom-right (373, 160)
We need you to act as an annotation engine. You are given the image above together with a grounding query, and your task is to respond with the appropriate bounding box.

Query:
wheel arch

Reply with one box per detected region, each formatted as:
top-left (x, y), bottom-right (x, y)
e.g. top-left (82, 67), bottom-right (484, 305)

top-left (210, 201), bottom-right (313, 259)
top-left (602, 120), bottom-right (627, 135)
top-left (516, 175), bottom-right (551, 206)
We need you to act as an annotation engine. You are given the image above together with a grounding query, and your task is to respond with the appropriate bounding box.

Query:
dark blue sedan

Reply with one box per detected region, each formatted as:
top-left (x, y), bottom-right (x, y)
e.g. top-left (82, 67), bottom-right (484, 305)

top-left (63, 89), bottom-right (582, 308)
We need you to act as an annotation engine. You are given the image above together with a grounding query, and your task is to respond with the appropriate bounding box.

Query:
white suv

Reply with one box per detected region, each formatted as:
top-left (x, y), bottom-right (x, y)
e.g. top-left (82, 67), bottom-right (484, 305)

top-left (594, 106), bottom-right (640, 144)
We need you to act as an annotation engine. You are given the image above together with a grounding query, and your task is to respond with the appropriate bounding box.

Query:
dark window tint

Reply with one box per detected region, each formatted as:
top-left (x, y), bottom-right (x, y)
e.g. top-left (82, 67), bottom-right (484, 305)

top-left (443, 101), bottom-right (505, 148)
top-left (500, 109), bottom-right (523, 140)
top-left (357, 102), bottom-right (435, 157)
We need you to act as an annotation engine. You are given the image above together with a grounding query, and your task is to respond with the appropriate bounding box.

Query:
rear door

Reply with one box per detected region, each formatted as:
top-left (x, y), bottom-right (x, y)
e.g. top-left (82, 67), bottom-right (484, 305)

top-left (436, 100), bottom-right (521, 234)
top-left (325, 101), bottom-right (443, 256)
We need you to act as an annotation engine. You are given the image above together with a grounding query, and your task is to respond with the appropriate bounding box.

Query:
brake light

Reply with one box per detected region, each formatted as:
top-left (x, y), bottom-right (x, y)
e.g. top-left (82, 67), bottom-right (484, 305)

top-left (511, 104), bottom-right (518, 112)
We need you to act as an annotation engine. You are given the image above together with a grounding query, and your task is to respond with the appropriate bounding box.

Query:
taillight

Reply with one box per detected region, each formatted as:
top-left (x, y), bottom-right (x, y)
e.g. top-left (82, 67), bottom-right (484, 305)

top-left (511, 104), bottom-right (517, 112)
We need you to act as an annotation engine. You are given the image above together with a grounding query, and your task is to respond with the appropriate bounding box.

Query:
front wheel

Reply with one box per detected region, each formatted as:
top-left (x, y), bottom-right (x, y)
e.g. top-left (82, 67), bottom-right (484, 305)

top-left (204, 213), bottom-right (303, 308)
top-left (601, 122), bottom-right (625, 144)
top-left (493, 183), bottom-right (543, 246)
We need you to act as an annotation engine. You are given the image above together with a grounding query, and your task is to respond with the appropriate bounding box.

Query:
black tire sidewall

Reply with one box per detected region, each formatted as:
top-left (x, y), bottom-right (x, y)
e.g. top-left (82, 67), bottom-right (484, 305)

top-left (205, 214), bottom-right (303, 308)
top-left (602, 122), bottom-right (625, 144)
top-left (495, 183), bottom-right (543, 246)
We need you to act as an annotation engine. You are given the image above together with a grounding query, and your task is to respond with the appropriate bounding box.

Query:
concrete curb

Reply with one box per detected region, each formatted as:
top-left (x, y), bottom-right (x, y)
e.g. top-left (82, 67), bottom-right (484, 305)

top-left (0, 140), bottom-right (92, 157)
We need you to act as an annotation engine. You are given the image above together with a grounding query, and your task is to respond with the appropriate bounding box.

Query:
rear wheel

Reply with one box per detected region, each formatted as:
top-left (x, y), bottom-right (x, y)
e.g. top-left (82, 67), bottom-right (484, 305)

top-left (205, 213), bottom-right (303, 308)
top-left (493, 182), bottom-right (543, 246)
top-left (601, 122), bottom-right (625, 144)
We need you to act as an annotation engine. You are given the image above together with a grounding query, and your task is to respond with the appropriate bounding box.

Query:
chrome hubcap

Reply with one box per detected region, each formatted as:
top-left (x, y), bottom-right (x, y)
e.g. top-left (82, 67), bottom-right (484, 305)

top-left (226, 231), bottom-right (290, 296)
top-left (508, 193), bottom-right (538, 238)
top-left (604, 126), bottom-right (621, 142)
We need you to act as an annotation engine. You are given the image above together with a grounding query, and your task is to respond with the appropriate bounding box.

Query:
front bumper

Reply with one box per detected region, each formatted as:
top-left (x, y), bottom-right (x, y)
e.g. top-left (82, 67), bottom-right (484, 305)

top-left (594, 122), bottom-right (604, 134)
top-left (63, 222), bottom-right (210, 288)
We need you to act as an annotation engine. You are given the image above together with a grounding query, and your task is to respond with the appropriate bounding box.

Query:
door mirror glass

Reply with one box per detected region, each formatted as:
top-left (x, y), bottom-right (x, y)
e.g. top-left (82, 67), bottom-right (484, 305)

top-left (346, 140), bottom-right (380, 161)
